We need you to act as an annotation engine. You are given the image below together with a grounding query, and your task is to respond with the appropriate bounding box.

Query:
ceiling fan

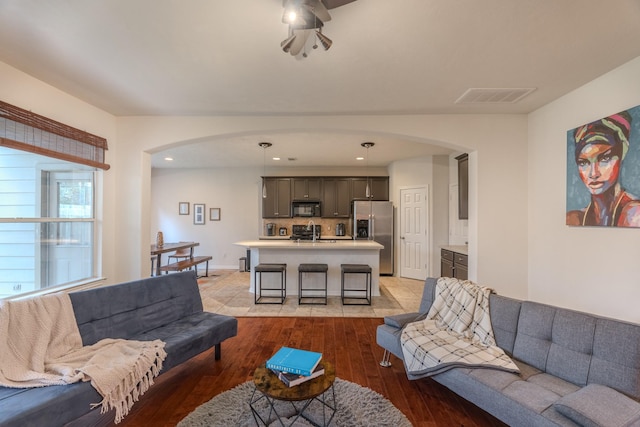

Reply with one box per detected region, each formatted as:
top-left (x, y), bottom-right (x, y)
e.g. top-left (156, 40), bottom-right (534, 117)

top-left (281, 0), bottom-right (357, 57)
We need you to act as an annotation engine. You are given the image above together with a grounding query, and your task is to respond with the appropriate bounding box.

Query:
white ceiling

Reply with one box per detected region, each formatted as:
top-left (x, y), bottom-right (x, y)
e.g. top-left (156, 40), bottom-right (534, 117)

top-left (2, 0), bottom-right (640, 168)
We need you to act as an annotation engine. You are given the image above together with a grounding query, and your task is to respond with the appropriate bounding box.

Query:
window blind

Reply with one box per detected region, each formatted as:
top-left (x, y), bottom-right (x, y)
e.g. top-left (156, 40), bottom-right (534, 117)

top-left (0, 100), bottom-right (110, 170)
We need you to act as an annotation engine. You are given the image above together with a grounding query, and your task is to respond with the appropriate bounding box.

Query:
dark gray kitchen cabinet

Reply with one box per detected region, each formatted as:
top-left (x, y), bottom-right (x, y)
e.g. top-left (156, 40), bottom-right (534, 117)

top-left (292, 178), bottom-right (321, 200)
top-left (441, 249), bottom-right (468, 280)
top-left (351, 177), bottom-right (389, 201)
top-left (456, 153), bottom-right (469, 220)
top-left (262, 178), bottom-right (291, 218)
top-left (321, 178), bottom-right (351, 217)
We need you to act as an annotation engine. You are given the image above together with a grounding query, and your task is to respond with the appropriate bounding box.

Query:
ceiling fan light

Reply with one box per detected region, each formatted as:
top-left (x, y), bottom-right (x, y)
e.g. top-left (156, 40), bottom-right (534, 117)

top-left (315, 31), bottom-right (332, 50)
top-left (281, 34), bottom-right (296, 53)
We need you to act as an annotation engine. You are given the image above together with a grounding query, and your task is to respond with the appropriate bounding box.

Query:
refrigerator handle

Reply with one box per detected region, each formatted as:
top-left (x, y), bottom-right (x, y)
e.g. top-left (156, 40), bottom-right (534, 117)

top-left (369, 214), bottom-right (374, 240)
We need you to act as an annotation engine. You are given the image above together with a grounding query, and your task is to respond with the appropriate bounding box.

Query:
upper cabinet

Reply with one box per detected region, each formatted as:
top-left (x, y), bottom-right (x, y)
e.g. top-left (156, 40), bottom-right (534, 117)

top-left (262, 178), bottom-right (291, 218)
top-left (351, 177), bottom-right (389, 201)
top-left (292, 178), bottom-right (321, 200)
top-left (321, 178), bottom-right (351, 218)
top-left (262, 176), bottom-right (389, 218)
top-left (456, 154), bottom-right (469, 220)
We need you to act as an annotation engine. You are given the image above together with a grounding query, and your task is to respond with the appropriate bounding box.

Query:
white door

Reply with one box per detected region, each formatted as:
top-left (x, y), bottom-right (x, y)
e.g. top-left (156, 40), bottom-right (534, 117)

top-left (400, 186), bottom-right (428, 280)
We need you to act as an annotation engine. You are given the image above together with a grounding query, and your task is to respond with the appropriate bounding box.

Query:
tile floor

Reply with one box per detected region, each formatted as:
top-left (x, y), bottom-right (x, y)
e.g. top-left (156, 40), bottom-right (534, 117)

top-left (197, 270), bottom-right (425, 318)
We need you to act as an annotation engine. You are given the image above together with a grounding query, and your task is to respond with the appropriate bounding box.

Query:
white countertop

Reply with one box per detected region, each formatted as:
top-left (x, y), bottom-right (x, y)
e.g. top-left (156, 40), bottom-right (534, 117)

top-left (441, 245), bottom-right (468, 255)
top-left (236, 240), bottom-right (383, 250)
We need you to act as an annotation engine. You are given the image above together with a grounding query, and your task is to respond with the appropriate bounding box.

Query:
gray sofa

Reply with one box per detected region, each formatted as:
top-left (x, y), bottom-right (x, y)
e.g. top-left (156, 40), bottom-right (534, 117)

top-left (0, 271), bottom-right (238, 427)
top-left (377, 277), bottom-right (640, 427)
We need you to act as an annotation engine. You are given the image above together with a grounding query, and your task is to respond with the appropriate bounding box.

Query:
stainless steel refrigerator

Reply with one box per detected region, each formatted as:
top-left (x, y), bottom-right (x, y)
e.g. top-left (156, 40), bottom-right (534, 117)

top-left (353, 200), bottom-right (394, 275)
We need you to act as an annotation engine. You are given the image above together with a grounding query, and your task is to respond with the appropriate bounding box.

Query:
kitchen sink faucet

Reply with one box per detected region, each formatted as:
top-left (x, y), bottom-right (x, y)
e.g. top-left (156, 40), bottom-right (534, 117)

top-left (306, 220), bottom-right (316, 243)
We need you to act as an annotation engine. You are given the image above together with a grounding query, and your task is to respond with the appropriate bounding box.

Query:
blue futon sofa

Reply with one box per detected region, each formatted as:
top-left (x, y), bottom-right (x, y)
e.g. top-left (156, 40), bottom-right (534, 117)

top-left (0, 271), bottom-right (238, 427)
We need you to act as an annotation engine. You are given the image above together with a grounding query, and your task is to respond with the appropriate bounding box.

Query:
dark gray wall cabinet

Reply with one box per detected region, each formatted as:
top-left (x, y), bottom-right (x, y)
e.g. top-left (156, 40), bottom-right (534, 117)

top-left (322, 178), bottom-right (351, 217)
top-left (292, 178), bottom-right (321, 200)
top-left (456, 153), bottom-right (469, 220)
top-left (262, 178), bottom-right (291, 218)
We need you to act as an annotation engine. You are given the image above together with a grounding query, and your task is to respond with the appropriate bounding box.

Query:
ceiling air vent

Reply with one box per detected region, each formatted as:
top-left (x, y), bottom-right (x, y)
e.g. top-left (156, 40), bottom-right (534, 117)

top-left (455, 88), bottom-right (536, 104)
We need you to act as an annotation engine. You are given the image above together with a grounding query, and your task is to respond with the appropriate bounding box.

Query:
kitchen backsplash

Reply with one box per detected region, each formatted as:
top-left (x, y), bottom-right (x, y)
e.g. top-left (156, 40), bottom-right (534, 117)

top-left (262, 218), bottom-right (351, 237)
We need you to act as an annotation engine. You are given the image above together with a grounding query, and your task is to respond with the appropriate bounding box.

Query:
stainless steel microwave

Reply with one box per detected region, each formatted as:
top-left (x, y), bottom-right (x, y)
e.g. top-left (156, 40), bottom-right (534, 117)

top-left (292, 201), bottom-right (321, 217)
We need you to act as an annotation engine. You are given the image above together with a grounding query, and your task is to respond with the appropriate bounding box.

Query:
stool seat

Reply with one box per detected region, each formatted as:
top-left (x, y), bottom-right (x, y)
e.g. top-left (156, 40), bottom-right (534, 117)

top-left (341, 264), bottom-right (372, 274)
top-left (255, 263), bottom-right (287, 272)
top-left (298, 263), bottom-right (328, 273)
top-left (254, 263), bottom-right (287, 304)
top-left (298, 263), bottom-right (328, 305)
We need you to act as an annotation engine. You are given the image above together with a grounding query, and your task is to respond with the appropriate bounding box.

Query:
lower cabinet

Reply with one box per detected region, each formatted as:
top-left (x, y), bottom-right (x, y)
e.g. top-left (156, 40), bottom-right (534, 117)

top-left (440, 249), bottom-right (468, 280)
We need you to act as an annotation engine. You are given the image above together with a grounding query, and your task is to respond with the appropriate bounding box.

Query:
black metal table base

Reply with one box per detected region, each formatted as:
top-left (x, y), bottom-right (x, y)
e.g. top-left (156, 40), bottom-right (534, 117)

top-left (249, 384), bottom-right (337, 427)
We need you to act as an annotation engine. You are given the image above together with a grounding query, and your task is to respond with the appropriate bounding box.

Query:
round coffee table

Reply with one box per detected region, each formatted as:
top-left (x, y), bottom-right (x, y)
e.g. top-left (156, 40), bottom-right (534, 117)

top-left (250, 360), bottom-right (336, 426)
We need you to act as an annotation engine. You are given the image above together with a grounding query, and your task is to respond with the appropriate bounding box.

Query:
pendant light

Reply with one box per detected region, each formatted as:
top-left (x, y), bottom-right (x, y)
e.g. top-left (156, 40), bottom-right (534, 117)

top-left (259, 142), bottom-right (272, 198)
top-left (361, 142), bottom-right (375, 198)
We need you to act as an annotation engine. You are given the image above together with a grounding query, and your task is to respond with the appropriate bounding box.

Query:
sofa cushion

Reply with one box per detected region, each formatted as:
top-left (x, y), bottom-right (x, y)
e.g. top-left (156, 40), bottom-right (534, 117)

top-left (546, 309), bottom-right (596, 386)
top-left (418, 277), bottom-right (436, 313)
top-left (133, 312), bottom-right (238, 371)
top-left (0, 382), bottom-right (100, 427)
top-left (488, 294), bottom-right (521, 355)
top-left (589, 318), bottom-right (640, 400)
top-left (70, 271), bottom-right (203, 345)
top-left (553, 384), bottom-right (640, 427)
top-left (512, 301), bottom-right (555, 371)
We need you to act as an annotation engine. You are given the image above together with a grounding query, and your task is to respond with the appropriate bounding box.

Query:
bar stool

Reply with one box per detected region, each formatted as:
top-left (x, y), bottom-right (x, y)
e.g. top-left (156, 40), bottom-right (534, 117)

top-left (340, 263), bottom-right (372, 305)
top-left (298, 263), bottom-right (328, 305)
top-left (254, 263), bottom-right (287, 304)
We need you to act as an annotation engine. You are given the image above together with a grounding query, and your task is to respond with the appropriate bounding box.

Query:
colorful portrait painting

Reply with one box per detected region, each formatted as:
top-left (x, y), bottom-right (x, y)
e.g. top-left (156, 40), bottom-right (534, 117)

top-left (566, 105), bottom-right (640, 227)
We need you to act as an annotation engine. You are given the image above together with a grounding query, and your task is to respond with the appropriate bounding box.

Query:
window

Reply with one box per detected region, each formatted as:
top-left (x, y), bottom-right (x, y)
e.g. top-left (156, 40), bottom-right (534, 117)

top-left (0, 146), bottom-right (99, 298)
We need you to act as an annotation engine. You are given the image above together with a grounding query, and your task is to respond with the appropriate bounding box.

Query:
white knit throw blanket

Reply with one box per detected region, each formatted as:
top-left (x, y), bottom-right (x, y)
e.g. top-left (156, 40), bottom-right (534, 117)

top-left (401, 277), bottom-right (519, 377)
top-left (0, 292), bottom-right (167, 424)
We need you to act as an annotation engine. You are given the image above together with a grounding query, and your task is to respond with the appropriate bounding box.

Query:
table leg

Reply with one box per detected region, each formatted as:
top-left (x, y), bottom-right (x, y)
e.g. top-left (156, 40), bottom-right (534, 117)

top-left (155, 254), bottom-right (162, 276)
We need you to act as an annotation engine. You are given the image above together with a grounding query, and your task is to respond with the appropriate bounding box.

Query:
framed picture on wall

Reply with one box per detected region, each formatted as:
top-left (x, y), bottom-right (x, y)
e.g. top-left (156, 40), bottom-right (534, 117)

top-left (566, 104), bottom-right (640, 228)
top-left (193, 203), bottom-right (205, 225)
top-left (179, 202), bottom-right (189, 215)
top-left (210, 208), bottom-right (221, 221)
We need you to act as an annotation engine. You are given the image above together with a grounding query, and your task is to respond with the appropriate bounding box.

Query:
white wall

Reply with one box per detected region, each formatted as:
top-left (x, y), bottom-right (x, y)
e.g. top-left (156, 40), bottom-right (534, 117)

top-left (0, 62), bottom-right (119, 285)
top-left (528, 56), bottom-right (640, 322)
top-left (151, 167), bottom-right (262, 269)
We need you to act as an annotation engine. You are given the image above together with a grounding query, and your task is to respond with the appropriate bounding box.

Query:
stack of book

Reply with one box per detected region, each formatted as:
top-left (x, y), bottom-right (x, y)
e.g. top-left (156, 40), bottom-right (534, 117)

top-left (266, 346), bottom-right (325, 387)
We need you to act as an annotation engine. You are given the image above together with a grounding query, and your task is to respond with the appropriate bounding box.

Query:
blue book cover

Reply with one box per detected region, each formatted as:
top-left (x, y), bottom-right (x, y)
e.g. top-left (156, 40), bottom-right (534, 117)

top-left (266, 346), bottom-right (322, 376)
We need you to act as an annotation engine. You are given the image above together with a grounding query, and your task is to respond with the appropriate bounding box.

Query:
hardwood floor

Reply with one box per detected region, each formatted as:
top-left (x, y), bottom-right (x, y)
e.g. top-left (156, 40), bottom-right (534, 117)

top-left (119, 317), bottom-right (507, 427)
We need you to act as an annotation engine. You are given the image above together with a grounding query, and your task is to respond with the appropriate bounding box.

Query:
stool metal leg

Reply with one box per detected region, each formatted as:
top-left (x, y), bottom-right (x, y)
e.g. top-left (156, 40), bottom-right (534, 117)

top-left (255, 265), bottom-right (286, 304)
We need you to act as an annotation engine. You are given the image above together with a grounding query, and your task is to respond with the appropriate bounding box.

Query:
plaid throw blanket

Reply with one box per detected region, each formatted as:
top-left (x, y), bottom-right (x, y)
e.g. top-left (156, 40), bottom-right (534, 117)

top-left (400, 277), bottom-right (519, 377)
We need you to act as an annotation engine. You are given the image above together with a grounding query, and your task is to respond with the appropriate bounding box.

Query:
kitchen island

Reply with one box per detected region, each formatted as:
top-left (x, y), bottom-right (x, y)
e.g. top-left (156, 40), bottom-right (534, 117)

top-left (234, 240), bottom-right (384, 297)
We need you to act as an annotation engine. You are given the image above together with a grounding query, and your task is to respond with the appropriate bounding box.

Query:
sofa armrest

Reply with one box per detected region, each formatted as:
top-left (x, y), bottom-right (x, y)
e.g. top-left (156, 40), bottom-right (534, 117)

top-left (384, 312), bottom-right (426, 329)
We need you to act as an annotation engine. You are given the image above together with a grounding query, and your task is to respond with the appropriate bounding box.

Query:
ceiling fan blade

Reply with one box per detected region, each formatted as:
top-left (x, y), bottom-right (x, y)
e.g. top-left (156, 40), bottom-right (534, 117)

top-left (288, 29), bottom-right (313, 56)
top-left (302, 0), bottom-right (331, 22)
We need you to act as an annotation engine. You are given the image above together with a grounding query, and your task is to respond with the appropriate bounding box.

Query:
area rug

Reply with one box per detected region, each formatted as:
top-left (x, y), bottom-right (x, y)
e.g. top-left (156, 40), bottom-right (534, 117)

top-left (178, 378), bottom-right (412, 427)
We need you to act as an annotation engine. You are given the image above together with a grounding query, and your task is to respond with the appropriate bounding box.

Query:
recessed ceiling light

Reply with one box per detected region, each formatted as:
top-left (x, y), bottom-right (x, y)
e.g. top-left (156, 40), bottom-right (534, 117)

top-left (164, 157), bottom-right (174, 161)
top-left (356, 157), bottom-right (364, 161)
top-left (273, 157), bottom-right (281, 161)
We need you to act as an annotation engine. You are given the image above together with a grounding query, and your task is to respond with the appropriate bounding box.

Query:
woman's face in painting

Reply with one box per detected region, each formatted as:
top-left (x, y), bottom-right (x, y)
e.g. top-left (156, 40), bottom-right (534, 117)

top-left (576, 143), bottom-right (621, 195)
